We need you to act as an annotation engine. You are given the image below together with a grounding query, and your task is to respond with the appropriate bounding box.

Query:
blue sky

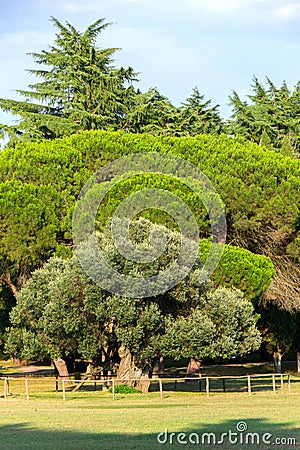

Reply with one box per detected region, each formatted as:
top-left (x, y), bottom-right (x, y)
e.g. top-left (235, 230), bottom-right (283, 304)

top-left (0, 0), bottom-right (300, 127)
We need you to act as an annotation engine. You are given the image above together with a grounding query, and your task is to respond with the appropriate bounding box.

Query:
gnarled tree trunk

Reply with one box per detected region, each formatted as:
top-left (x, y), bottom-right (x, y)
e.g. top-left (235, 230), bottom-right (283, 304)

top-left (53, 357), bottom-right (72, 385)
top-left (186, 357), bottom-right (201, 378)
top-left (117, 345), bottom-right (150, 393)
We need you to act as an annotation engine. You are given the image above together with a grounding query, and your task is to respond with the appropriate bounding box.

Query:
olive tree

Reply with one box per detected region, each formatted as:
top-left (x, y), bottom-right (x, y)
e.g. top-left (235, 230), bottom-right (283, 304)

top-left (5, 219), bottom-right (261, 389)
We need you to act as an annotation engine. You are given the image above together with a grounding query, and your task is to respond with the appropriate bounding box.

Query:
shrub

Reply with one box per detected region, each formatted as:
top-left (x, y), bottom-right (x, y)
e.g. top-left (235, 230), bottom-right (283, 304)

top-left (108, 384), bottom-right (142, 394)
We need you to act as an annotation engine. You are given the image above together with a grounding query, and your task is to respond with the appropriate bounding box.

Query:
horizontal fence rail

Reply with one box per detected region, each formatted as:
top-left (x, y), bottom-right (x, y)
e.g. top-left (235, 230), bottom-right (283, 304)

top-left (0, 373), bottom-right (294, 401)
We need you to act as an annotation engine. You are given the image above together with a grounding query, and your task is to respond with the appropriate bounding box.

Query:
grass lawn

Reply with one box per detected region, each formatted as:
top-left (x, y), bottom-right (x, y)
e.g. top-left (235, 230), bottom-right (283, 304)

top-left (1, 377), bottom-right (300, 449)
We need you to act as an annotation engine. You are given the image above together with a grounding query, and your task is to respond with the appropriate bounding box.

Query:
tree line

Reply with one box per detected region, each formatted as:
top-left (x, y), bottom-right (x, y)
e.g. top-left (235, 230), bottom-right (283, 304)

top-left (0, 17), bottom-right (299, 157)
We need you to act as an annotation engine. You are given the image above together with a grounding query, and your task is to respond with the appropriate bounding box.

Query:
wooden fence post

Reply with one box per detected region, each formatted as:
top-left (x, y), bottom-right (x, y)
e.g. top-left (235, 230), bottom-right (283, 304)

top-left (206, 378), bottom-right (209, 397)
top-left (3, 378), bottom-right (8, 398)
top-left (247, 376), bottom-right (251, 396)
top-left (25, 378), bottom-right (29, 400)
top-left (288, 374), bottom-right (291, 394)
top-left (272, 374), bottom-right (276, 394)
top-left (159, 379), bottom-right (163, 399)
top-left (62, 379), bottom-right (66, 401)
top-left (280, 374), bottom-right (284, 393)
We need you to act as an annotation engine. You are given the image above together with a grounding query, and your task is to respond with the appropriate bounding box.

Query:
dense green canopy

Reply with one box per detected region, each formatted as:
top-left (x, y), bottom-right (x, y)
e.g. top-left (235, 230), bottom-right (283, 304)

top-left (229, 77), bottom-right (300, 155)
top-left (0, 129), bottom-right (298, 366)
top-left (5, 220), bottom-right (261, 373)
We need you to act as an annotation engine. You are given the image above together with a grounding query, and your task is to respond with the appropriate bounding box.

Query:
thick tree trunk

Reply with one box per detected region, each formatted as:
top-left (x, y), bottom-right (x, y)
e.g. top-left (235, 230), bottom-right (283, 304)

top-left (273, 351), bottom-right (282, 373)
top-left (117, 346), bottom-right (133, 381)
top-left (297, 352), bottom-right (300, 374)
top-left (53, 357), bottom-right (72, 385)
top-left (186, 358), bottom-right (201, 378)
top-left (117, 345), bottom-right (150, 393)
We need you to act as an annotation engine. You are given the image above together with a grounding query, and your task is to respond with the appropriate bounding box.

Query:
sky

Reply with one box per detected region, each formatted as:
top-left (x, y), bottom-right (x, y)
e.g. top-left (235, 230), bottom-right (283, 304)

top-left (0, 0), bottom-right (300, 128)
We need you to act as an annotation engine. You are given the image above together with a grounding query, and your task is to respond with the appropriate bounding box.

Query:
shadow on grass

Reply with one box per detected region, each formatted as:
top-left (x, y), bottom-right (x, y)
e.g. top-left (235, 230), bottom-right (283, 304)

top-left (0, 418), bottom-right (298, 450)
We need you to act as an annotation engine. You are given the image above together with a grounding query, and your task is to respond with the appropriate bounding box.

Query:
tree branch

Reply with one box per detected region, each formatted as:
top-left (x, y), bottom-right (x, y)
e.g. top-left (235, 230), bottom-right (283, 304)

top-left (0, 274), bottom-right (18, 296)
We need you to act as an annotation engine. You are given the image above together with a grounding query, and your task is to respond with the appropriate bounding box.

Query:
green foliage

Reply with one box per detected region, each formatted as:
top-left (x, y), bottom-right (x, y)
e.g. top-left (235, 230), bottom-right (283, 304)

top-left (108, 384), bottom-right (141, 394)
top-left (5, 257), bottom-right (80, 360)
top-left (160, 288), bottom-right (261, 361)
top-left (280, 135), bottom-right (295, 157)
top-left (0, 137), bottom-right (90, 295)
top-left (5, 220), bottom-right (261, 367)
top-left (0, 181), bottom-right (59, 263)
top-left (286, 237), bottom-right (300, 263)
top-left (199, 241), bottom-right (275, 301)
top-left (0, 19), bottom-right (298, 364)
top-left (259, 130), bottom-right (274, 151)
top-left (0, 129), bottom-right (296, 360)
top-left (125, 88), bottom-right (179, 135)
top-left (1, 129), bottom-right (295, 306)
top-left (177, 87), bottom-right (223, 136)
top-left (55, 129), bottom-right (300, 245)
top-left (229, 76), bottom-right (300, 155)
top-left (0, 19), bottom-right (222, 145)
top-left (0, 287), bottom-right (15, 356)
top-left (257, 304), bottom-right (298, 356)
top-left (75, 171), bottom-right (212, 237)
top-left (0, 17), bottom-right (137, 143)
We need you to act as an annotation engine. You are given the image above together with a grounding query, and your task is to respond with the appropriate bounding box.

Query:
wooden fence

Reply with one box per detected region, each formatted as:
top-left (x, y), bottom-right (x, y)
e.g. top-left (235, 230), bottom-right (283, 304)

top-left (0, 373), bottom-right (293, 401)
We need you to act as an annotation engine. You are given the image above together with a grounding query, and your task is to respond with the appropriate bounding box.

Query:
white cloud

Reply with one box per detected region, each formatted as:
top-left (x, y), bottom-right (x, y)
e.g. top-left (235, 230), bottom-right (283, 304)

top-left (58, 2), bottom-right (83, 12)
top-left (36, 0), bottom-right (102, 13)
top-left (184, 0), bottom-right (245, 13)
top-left (42, 0), bottom-right (149, 13)
top-left (182, 0), bottom-right (300, 19)
top-left (32, 0), bottom-right (300, 31)
top-left (275, 2), bottom-right (300, 19)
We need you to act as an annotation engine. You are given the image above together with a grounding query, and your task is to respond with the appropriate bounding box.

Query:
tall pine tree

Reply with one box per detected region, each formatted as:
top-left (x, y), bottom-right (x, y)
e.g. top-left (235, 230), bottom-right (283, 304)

top-left (177, 87), bottom-right (223, 136)
top-left (0, 17), bottom-right (137, 144)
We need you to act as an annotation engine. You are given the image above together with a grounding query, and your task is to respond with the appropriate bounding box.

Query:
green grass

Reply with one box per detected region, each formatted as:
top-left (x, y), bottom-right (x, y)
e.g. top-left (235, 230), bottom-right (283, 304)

top-left (1, 377), bottom-right (300, 449)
